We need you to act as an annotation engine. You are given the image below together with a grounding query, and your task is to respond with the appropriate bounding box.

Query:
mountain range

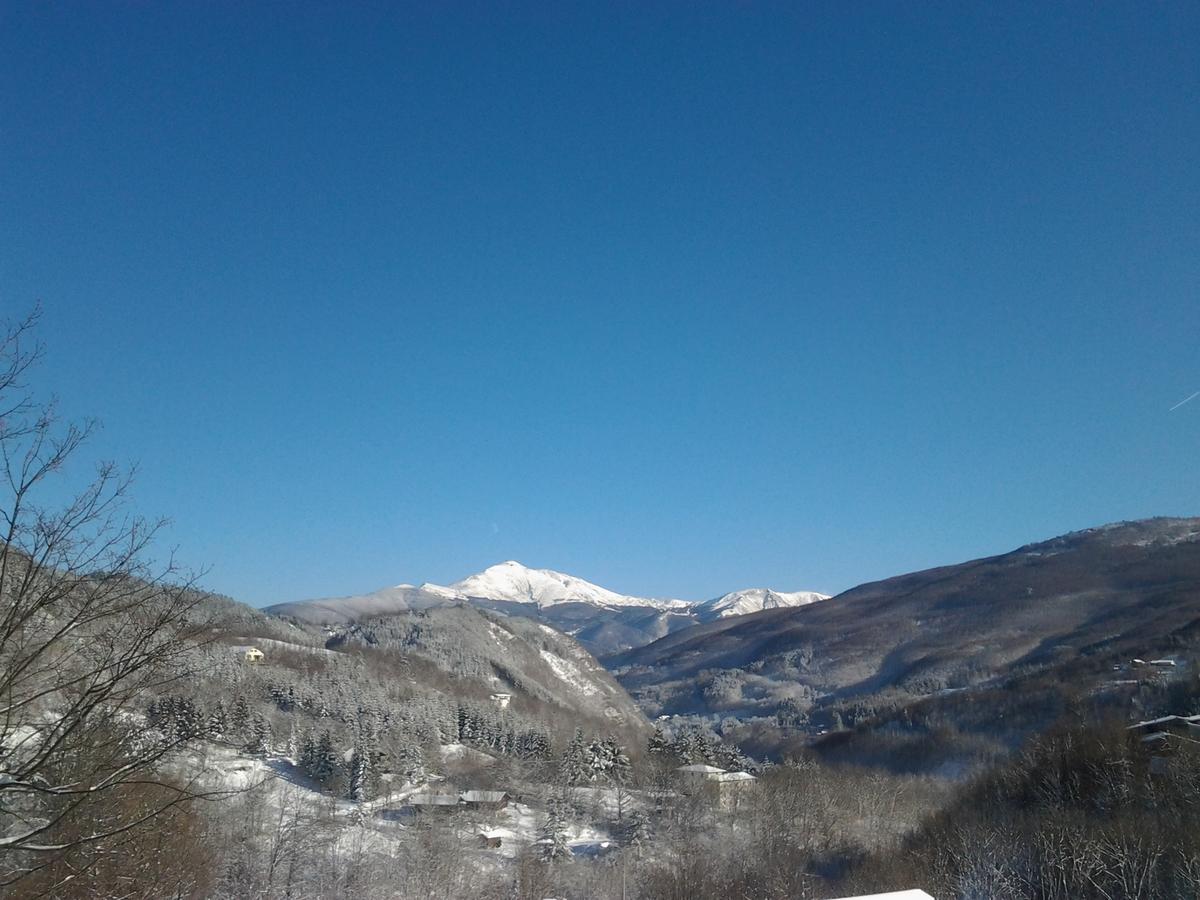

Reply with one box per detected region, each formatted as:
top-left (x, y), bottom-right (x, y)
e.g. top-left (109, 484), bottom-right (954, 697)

top-left (607, 516), bottom-right (1200, 763)
top-left (265, 560), bottom-right (828, 655)
top-left (260, 516), bottom-right (1200, 772)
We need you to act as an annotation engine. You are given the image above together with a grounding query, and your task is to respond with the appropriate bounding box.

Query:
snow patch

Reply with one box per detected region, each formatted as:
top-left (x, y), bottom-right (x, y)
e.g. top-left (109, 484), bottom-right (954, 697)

top-left (539, 649), bottom-right (599, 696)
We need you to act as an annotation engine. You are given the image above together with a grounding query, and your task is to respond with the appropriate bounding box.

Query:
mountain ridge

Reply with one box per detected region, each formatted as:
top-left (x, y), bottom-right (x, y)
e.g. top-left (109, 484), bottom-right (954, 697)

top-left (608, 515), bottom-right (1200, 731)
top-left (264, 560), bottom-right (827, 654)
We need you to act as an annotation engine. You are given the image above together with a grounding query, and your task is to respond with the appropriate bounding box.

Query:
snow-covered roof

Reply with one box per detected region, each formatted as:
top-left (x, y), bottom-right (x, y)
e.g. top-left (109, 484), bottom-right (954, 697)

top-left (716, 771), bottom-right (756, 782)
top-left (677, 764), bottom-right (726, 774)
top-left (229, 645), bottom-right (262, 653)
top-left (409, 794), bottom-right (460, 806)
top-left (830, 892), bottom-right (934, 900)
top-left (1128, 714), bottom-right (1200, 730)
top-left (461, 790), bottom-right (508, 803)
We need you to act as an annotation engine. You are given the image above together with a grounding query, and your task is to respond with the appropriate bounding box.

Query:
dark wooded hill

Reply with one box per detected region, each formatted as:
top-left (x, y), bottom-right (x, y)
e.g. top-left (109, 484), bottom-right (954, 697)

top-left (609, 518), bottom-right (1200, 746)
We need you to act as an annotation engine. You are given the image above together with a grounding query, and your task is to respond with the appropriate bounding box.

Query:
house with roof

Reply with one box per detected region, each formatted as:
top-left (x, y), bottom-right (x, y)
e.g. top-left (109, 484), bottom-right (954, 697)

top-left (713, 770), bottom-right (758, 809)
top-left (230, 645), bottom-right (264, 664)
top-left (1127, 714), bottom-right (1200, 776)
top-left (676, 762), bottom-right (726, 791)
top-left (676, 763), bottom-right (758, 808)
top-left (460, 790), bottom-right (509, 811)
top-left (407, 793), bottom-right (462, 814)
top-left (1127, 714), bottom-right (1200, 745)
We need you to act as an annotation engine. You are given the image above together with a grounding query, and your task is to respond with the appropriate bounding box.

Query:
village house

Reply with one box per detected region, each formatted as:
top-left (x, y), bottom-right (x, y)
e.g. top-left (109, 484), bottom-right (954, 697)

top-left (1127, 714), bottom-right (1200, 777)
top-left (713, 770), bottom-right (758, 810)
top-left (407, 793), bottom-right (461, 814)
top-left (675, 762), bottom-right (726, 792)
top-left (489, 692), bottom-right (512, 709)
top-left (476, 833), bottom-right (503, 849)
top-left (675, 763), bottom-right (758, 809)
top-left (460, 790), bottom-right (509, 811)
top-left (1127, 713), bottom-right (1200, 745)
top-left (231, 645), bottom-right (264, 664)
top-left (1131, 657), bottom-right (1179, 668)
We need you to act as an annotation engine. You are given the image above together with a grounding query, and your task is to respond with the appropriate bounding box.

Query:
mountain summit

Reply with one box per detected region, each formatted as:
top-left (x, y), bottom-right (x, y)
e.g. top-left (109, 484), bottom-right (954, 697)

top-left (446, 560), bottom-right (690, 610)
top-left (694, 587), bottom-right (829, 620)
top-left (266, 560), bottom-right (827, 654)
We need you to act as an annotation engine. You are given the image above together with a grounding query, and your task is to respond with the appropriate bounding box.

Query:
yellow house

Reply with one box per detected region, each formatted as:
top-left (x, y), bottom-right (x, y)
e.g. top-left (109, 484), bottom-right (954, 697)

top-left (232, 645), bottom-right (264, 664)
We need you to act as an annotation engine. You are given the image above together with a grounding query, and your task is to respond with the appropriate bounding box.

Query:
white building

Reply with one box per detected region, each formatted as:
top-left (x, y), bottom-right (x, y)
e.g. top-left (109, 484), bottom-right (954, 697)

top-left (675, 764), bottom-right (758, 808)
top-left (675, 763), bottom-right (726, 792)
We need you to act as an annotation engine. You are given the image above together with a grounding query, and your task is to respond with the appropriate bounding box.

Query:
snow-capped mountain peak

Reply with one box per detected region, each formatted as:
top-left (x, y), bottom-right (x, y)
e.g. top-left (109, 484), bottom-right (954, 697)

top-left (449, 561), bottom-right (690, 611)
top-left (694, 587), bottom-right (830, 620)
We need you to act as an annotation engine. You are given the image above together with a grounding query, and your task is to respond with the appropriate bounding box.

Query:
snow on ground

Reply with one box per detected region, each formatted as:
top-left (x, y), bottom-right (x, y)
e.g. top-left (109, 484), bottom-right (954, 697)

top-left (539, 649), bottom-right (599, 696)
top-left (440, 743), bottom-right (497, 767)
top-left (487, 622), bottom-right (516, 646)
top-left (424, 800), bottom-right (617, 860)
top-left (243, 637), bottom-right (336, 655)
top-left (163, 742), bottom-right (625, 869)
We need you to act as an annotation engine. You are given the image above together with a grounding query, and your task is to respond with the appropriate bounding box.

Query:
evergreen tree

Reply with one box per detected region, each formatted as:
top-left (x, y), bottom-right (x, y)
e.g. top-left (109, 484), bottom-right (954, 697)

top-left (207, 701), bottom-right (228, 738)
top-left (312, 729), bottom-right (342, 788)
top-left (246, 713), bottom-right (272, 755)
top-left (586, 739), bottom-right (610, 782)
top-left (559, 728), bottom-right (589, 786)
top-left (647, 725), bottom-right (670, 756)
top-left (538, 803), bottom-right (572, 862)
top-left (231, 695), bottom-right (251, 735)
top-left (605, 737), bottom-right (632, 784)
top-left (347, 745), bottom-right (372, 802)
top-left (299, 730), bottom-right (318, 778)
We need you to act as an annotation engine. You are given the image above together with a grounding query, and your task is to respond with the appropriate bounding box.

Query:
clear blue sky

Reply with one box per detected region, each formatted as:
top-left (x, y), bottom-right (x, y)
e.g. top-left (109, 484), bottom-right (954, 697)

top-left (2, 3), bottom-right (1197, 606)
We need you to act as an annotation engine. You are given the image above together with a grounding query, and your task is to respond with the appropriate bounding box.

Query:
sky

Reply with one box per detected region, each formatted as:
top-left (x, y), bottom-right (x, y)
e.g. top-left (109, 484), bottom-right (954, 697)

top-left (1, 2), bottom-right (1198, 606)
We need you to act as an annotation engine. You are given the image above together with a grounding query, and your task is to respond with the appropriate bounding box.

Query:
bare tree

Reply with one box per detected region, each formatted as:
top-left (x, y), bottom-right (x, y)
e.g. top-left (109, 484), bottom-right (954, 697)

top-left (0, 309), bottom-right (214, 893)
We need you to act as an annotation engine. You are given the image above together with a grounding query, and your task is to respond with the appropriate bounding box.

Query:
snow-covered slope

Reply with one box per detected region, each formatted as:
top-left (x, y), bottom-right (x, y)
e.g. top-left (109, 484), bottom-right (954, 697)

top-left (694, 587), bottom-right (829, 620)
top-left (265, 583), bottom-right (454, 624)
top-left (448, 560), bottom-right (690, 611)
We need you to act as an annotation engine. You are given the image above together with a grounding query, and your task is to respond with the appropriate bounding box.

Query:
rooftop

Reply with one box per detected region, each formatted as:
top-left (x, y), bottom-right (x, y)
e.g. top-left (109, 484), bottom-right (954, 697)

top-left (408, 794), bottom-right (460, 807)
top-left (461, 790), bottom-right (508, 803)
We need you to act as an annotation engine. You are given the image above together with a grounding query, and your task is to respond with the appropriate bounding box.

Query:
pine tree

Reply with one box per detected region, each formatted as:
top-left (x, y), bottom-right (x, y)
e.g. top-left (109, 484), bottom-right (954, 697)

top-left (299, 730), bottom-right (318, 778)
top-left (246, 713), bottom-right (272, 755)
top-left (538, 803), bottom-right (572, 862)
top-left (231, 695), bottom-right (250, 735)
top-left (559, 728), bottom-right (588, 786)
top-left (605, 737), bottom-right (632, 784)
top-left (586, 739), bottom-right (610, 782)
top-left (647, 725), bottom-right (670, 756)
top-left (347, 745), bottom-right (371, 802)
top-left (312, 729), bottom-right (341, 787)
top-left (207, 701), bottom-right (228, 738)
